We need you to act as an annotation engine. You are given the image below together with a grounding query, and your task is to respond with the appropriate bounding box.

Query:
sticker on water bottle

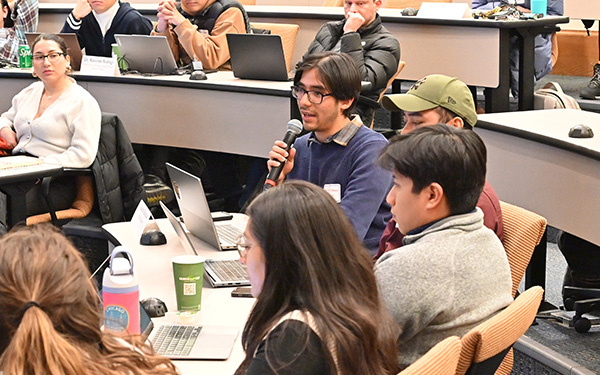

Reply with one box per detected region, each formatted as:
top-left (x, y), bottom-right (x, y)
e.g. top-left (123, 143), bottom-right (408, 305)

top-left (104, 305), bottom-right (130, 332)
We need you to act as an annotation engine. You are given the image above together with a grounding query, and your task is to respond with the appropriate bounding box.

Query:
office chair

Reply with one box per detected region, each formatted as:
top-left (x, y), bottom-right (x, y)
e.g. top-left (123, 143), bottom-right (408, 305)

top-left (249, 22), bottom-right (300, 72)
top-left (27, 112), bottom-right (145, 227)
top-left (26, 113), bottom-right (145, 275)
top-left (555, 231), bottom-right (600, 333)
top-left (397, 336), bottom-right (461, 375)
top-left (499, 201), bottom-right (547, 297)
top-left (360, 61), bottom-right (406, 129)
top-left (456, 286), bottom-right (544, 375)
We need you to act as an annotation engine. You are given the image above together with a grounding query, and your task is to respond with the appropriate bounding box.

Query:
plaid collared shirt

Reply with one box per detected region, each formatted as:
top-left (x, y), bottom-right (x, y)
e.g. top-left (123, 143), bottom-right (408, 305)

top-left (307, 115), bottom-right (364, 147)
top-left (0, 0), bottom-right (38, 64)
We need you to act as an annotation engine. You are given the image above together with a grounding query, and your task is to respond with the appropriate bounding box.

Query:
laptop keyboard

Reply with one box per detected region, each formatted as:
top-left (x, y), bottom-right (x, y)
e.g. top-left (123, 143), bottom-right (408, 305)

top-left (216, 224), bottom-right (242, 246)
top-left (152, 325), bottom-right (202, 357)
top-left (206, 259), bottom-right (247, 282)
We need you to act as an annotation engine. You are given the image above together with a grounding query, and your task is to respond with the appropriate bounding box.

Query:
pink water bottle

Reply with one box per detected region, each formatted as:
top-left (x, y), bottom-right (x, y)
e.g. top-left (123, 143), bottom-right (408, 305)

top-left (102, 247), bottom-right (140, 334)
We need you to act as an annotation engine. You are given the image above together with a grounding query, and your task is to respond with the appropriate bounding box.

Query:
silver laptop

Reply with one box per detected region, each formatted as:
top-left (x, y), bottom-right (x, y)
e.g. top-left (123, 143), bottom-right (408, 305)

top-left (25, 33), bottom-right (83, 71)
top-left (226, 33), bottom-right (290, 81)
top-left (141, 298), bottom-right (239, 360)
top-left (165, 162), bottom-right (243, 251)
top-left (160, 201), bottom-right (250, 288)
top-left (114, 34), bottom-right (178, 75)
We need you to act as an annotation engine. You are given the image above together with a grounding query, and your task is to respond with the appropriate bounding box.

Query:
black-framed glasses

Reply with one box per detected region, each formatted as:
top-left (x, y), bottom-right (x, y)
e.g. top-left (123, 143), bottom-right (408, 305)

top-left (236, 235), bottom-right (251, 258)
top-left (291, 85), bottom-right (334, 104)
top-left (32, 52), bottom-right (66, 63)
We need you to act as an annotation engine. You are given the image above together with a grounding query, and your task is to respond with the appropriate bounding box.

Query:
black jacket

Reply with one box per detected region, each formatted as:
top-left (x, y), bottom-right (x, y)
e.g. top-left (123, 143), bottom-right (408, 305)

top-left (92, 113), bottom-right (146, 223)
top-left (301, 14), bottom-right (400, 101)
top-left (61, 2), bottom-right (152, 57)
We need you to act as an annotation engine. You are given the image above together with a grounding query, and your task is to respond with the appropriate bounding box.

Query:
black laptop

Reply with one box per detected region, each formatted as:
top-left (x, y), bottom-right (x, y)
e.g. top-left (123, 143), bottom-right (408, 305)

top-left (226, 33), bottom-right (289, 81)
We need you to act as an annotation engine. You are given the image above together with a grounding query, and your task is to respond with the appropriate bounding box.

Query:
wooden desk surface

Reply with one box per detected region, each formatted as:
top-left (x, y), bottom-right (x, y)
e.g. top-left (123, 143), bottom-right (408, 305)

top-left (103, 216), bottom-right (253, 375)
top-left (475, 109), bottom-right (600, 245)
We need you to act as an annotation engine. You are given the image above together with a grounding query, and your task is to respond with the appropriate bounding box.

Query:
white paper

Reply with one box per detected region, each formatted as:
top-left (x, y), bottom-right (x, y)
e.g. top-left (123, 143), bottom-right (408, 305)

top-left (131, 200), bottom-right (153, 240)
top-left (80, 55), bottom-right (120, 77)
top-left (417, 2), bottom-right (471, 19)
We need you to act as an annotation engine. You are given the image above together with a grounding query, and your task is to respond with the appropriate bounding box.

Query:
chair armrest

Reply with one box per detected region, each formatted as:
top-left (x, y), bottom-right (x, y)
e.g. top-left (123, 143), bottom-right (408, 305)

top-left (39, 168), bottom-right (94, 226)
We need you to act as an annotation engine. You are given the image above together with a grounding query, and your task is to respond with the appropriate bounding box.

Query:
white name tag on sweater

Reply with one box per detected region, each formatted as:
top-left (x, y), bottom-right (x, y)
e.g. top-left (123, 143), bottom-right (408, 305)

top-left (324, 183), bottom-right (341, 203)
top-left (80, 55), bottom-right (120, 77)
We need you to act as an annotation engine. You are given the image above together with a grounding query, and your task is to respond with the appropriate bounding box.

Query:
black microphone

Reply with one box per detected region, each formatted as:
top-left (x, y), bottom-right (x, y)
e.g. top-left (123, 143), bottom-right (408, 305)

top-left (264, 119), bottom-right (303, 190)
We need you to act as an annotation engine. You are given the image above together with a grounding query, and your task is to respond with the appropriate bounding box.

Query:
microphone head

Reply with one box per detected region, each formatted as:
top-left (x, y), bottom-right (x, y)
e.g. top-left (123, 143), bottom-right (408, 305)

top-left (287, 119), bottom-right (303, 135)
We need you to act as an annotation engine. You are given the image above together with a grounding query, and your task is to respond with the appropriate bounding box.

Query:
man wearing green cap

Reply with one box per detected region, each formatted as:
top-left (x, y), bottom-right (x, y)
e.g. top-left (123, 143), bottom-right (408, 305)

top-left (373, 74), bottom-right (503, 260)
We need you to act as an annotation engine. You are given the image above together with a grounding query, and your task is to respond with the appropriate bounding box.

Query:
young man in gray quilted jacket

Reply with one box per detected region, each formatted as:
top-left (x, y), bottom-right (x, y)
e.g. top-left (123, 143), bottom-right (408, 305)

top-left (300, 0), bottom-right (400, 125)
top-left (374, 124), bottom-right (513, 369)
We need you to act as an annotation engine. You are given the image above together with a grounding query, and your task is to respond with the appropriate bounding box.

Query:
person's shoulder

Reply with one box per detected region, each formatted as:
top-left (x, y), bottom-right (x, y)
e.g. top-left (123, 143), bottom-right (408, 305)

top-left (352, 125), bottom-right (388, 145)
top-left (70, 82), bottom-right (101, 107)
top-left (17, 81), bottom-right (43, 97)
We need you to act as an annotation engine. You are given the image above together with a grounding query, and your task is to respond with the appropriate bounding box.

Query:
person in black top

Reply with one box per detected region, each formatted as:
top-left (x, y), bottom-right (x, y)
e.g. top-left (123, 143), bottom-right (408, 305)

top-left (61, 0), bottom-right (152, 57)
top-left (235, 180), bottom-right (400, 375)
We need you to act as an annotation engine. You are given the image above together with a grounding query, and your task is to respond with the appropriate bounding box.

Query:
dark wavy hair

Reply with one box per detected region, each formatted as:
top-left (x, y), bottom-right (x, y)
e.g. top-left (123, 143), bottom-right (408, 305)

top-left (0, 224), bottom-right (178, 375)
top-left (294, 52), bottom-right (361, 117)
top-left (235, 180), bottom-right (400, 375)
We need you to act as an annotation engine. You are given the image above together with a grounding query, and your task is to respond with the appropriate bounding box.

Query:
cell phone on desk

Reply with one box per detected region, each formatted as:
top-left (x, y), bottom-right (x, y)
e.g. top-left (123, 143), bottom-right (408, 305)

top-left (212, 211), bottom-right (233, 221)
top-left (231, 287), bottom-right (253, 298)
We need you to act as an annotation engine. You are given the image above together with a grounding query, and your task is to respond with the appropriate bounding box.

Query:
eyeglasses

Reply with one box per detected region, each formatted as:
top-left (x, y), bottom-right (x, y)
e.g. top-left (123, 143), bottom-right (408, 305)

top-left (236, 235), bottom-right (251, 258)
top-left (291, 86), bottom-right (334, 105)
top-left (32, 52), bottom-right (66, 63)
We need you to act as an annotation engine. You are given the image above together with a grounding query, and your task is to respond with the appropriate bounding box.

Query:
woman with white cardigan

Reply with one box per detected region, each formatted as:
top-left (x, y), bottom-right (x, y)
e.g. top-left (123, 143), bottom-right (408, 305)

top-left (0, 33), bottom-right (100, 218)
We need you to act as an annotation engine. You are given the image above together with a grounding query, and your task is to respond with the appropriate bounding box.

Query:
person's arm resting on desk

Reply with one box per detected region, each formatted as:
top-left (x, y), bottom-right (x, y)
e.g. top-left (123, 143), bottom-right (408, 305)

top-left (0, 94), bottom-right (20, 149)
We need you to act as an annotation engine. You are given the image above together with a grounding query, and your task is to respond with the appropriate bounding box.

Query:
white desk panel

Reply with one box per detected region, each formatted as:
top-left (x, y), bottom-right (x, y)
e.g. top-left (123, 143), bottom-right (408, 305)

top-left (475, 109), bottom-right (600, 246)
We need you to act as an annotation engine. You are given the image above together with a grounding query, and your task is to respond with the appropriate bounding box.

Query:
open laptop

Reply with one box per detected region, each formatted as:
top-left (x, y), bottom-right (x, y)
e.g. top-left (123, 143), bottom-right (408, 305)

top-left (140, 298), bottom-right (239, 360)
top-left (226, 33), bottom-right (289, 81)
top-left (160, 201), bottom-right (250, 288)
top-left (25, 33), bottom-right (83, 71)
top-left (165, 162), bottom-right (243, 251)
top-left (114, 34), bottom-right (178, 75)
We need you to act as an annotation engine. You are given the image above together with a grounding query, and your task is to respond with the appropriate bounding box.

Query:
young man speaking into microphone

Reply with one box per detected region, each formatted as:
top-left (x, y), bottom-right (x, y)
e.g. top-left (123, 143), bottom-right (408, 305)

top-left (268, 52), bottom-right (392, 255)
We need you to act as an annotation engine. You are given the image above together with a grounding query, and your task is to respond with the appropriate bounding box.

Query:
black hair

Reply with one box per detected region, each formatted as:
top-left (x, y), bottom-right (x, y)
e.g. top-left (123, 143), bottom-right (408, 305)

top-left (378, 124), bottom-right (486, 215)
top-left (294, 52), bottom-right (360, 117)
top-left (1, 0), bottom-right (13, 28)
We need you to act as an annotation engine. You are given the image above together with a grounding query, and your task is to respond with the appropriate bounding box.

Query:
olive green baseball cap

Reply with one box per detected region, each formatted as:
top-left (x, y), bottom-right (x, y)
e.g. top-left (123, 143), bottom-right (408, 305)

top-left (381, 74), bottom-right (477, 127)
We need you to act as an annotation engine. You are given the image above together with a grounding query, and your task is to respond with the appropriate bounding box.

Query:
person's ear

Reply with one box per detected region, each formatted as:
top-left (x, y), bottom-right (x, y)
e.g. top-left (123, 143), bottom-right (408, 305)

top-left (446, 116), bottom-right (465, 128)
top-left (339, 97), bottom-right (354, 113)
top-left (374, 0), bottom-right (382, 11)
top-left (424, 182), bottom-right (445, 210)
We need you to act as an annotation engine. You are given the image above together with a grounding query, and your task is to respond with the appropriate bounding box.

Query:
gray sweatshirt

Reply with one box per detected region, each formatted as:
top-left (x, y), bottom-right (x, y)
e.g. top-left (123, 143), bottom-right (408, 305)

top-left (375, 208), bottom-right (513, 369)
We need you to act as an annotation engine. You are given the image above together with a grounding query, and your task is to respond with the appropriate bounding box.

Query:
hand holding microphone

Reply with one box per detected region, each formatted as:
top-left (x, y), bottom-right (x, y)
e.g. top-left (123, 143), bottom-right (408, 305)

top-left (264, 119), bottom-right (303, 190)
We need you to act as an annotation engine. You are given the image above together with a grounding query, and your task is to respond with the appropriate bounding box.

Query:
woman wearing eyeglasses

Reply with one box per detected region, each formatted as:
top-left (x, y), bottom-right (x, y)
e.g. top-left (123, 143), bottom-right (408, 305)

top-left (0, 33), bottom-right (100, 217)
top-left (235, 180), bottom-right (400, 375)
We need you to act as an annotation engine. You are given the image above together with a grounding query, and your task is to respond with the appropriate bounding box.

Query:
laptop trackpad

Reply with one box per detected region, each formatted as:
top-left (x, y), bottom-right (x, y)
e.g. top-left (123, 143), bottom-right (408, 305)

top-left (188, 325), bottom-right (239, 360)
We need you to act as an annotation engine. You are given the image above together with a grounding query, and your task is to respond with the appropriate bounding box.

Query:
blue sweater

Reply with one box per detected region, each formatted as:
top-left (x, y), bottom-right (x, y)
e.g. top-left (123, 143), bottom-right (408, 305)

top-left (288, 124), bottom-right (392, 255)
top-left (61, 1), bottom-right (152, 57)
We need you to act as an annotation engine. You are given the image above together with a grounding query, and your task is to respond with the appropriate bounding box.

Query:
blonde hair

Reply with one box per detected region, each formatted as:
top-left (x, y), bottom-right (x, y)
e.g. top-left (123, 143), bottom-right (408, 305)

top-left (0, 224), bottom-right (179, 375)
